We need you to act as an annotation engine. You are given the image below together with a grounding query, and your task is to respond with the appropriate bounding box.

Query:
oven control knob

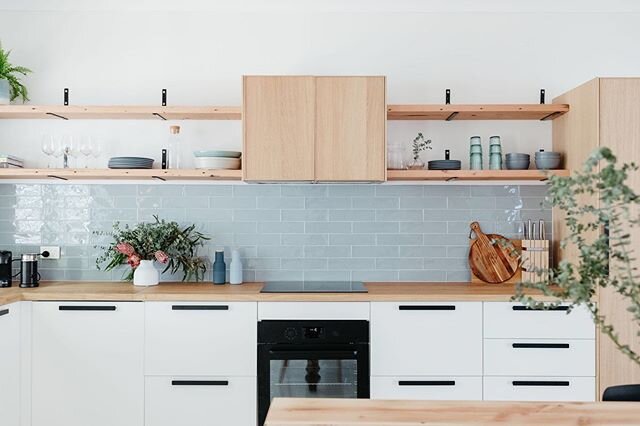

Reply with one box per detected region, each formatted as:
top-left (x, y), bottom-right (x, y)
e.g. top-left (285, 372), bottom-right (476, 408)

top-left (283, 327), bottom-right (298, 341)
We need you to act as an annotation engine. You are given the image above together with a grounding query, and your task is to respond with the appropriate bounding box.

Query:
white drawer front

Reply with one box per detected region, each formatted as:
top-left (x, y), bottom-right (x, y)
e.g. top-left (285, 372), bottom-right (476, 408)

top-left (145, 376), bottom-right (256, 426)
top-left (484, 303), bottom-right (594, 339)
top-left (371, 302), bottom-right (482, 376)
top-left (145, 302), bottom-right (257, 376)
top-left (483, 376), bottom-right (596, 402)
top-left (484, 339), bottom-right (595, 377)
top-left (371, 376), bottom-right (482, 401)
top-left (258, 302), bottom-right (369, 320)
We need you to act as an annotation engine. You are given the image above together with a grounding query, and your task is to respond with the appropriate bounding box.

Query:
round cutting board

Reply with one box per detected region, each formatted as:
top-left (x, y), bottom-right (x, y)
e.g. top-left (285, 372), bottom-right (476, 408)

top-left (468, 221), bottom-right (519, 283)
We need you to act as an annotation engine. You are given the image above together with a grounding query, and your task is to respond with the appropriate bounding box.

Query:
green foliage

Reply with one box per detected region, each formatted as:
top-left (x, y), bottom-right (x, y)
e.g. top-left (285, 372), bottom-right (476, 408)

top-left (0, 41), bottom-right (32, 103)
top-left (411, 132), bottom-right (432, 160)
top-left (95, 216), bottom-right (210, 282)
top-left (514, 147), bottom-right (640, 365)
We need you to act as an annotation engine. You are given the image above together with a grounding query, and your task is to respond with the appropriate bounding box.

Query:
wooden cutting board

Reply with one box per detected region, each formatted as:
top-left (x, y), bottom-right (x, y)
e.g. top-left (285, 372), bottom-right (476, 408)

top-left (468, 222), bottom-right (519, 284)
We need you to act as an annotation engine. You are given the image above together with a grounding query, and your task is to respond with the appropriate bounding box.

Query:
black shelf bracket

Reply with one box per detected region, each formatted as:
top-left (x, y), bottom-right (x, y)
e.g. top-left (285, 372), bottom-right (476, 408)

top-left (151, 175), bottom-right (167, 182)
top-left (153, 112), bottom-right (167, 121)
top-left (46, 112), bottom-right (68, 120)
top-left (64, 88), bottom-right (69, 106)
top-left (445, 112), bottom-right (458, 121)
top-left (47, 175), bottom-right (68, 181)
top-left (445, 89), bottom-right (451, 105)
top-left (540, 89), bottom-right (545, 104)
top-left (162, 89), bottom-right (167, 106)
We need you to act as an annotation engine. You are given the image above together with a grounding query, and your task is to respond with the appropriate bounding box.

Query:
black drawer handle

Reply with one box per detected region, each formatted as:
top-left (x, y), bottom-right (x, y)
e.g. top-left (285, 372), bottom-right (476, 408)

top-left (512, 381), bottom-right (570, 387)
top-left (398, 380), bottom-right (455, 386)
top-left (399, 305), bottom-right (456, 311)
top-left (512, 343), bottom-right (570, 349)
top-left (171, 380), bottom-right (229, 386)
top-left (512, 306), bottom-right (569, 311)
top-left (172, 305), bottom-right (229, 311)
top-left (0, 308), bottom-right (9, 317)
top-left (59, 306), bottom-right (116, 311)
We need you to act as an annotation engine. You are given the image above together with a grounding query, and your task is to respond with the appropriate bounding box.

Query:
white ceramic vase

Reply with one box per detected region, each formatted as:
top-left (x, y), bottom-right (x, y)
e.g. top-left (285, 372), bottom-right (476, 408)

top-left (133, 260), bottom-right (159, 286)
top-left (0, 79), bottom-right (10, 105)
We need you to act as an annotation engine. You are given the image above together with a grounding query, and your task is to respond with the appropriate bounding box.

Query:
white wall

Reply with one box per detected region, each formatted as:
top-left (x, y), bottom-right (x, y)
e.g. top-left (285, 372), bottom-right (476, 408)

top-left (1, 0), bottom-right (639, 168)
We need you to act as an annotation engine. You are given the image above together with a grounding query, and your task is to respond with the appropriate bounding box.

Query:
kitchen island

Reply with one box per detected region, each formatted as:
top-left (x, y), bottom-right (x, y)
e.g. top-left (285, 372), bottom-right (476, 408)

top-left (264, 398), bottom-right (640, 425)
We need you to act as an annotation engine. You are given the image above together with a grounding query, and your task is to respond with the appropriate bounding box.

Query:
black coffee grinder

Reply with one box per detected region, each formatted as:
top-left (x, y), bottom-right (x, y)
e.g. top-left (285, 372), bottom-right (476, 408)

top-left (19, 253), bottom-right (40, 288)
top-left (0, 250), bottom-right (12, 288)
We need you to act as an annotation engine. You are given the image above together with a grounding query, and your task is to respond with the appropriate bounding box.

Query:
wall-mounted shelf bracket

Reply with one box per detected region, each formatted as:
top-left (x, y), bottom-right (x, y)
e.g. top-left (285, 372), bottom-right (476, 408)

top-left (540, 89), bottom-right (545, 104)
top-left (64, 88), bottom-right (69, 106)
top-left (445, 89), bottom-right (451, 105)
top-left (162, 89), bottom-right (167, 106)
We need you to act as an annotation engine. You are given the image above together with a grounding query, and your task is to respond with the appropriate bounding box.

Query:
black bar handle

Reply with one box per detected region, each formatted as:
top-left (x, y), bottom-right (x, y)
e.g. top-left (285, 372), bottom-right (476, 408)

top-left (513, 380), bottom-right (570, 387)
top-left (512, 343), bottom-right (570, 349)
top-left (512, 306), bottom-right (569, 311)
top-left (0, 308), bottom-right (9, 317)
top-left (399, 380), bottom-right (455, 386)
top-left (171, 380), bottom-right (228, 386)
top-left (399, 305), bottom-right (456, 311)
top-left (59, 306), bottom-right (116, 311)
top-left (172, 305), bottom-right (229, 311)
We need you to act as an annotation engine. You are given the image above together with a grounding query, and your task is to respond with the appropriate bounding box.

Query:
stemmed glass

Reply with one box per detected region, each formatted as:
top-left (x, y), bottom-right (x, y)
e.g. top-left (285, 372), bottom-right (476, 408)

top-left (91, 139), bottom-right (103, 168)
top-left (40, 135), bottom-right (55, 168)
top-left (61, 135), bottom-right (79, 168)
top-left (79, 136), bottom-right (93, 168)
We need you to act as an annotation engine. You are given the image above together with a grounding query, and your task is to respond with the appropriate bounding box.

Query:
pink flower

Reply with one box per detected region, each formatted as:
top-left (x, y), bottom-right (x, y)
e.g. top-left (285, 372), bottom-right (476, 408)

top-left (154, 250), bottom-right (169, 264)
top-left (116, 242), bottom-right (135, 256)
top-left (128, 254), bottom-right (141, 269)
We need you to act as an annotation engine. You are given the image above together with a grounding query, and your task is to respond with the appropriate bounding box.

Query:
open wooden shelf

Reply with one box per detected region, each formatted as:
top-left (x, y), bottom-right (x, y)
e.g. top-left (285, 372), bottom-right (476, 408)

top-left (387, 169), bottom-right (569, 181)
top-left (0, 104), bottom-right (567, 121)
top-left (0, 168), bottom-right (242, 181)
top-left (0, 105), bottom-right (241, 120)
top-left (386, 104), bottom-right (569, 121)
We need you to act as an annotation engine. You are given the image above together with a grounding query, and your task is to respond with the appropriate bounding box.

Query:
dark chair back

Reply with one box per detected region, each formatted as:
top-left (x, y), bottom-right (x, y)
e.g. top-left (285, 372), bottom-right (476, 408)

top-left (602, 384), bottom-right (640, 401)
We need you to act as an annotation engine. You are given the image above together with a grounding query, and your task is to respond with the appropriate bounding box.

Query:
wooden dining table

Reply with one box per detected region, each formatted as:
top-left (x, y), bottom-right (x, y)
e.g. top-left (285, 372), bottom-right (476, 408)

top-left (264, 398), bottom-right (640, 425)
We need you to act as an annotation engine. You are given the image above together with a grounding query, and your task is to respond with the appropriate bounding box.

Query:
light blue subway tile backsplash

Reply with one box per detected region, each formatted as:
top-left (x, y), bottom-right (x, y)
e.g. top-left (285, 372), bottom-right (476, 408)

top-left (0, 183), bottom-right (550, 283)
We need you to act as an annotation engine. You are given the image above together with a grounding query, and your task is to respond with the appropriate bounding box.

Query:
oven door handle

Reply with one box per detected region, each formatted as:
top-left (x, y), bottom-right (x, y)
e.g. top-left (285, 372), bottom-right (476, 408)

top-left (268, 349), bottom-right (358, 360)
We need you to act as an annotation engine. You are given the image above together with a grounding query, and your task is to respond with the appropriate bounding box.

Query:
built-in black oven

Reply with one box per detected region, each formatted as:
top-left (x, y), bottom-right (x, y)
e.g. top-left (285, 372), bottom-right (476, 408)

top-left (257, 320), bottom-right (369, 426)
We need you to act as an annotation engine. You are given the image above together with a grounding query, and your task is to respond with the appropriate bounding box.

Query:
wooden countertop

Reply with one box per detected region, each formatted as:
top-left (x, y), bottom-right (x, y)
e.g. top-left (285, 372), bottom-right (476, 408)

top-left (0, 281), bottom-right (555, 305)
top-left (264, 398), bottom-right (640, 426)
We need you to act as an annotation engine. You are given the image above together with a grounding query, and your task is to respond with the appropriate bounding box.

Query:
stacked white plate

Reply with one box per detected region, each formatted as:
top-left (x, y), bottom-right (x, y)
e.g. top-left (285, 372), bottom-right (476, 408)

top-left (193, 150), bottom-right (241, 170)
top-left (108, 157), bottom-right (154, 169)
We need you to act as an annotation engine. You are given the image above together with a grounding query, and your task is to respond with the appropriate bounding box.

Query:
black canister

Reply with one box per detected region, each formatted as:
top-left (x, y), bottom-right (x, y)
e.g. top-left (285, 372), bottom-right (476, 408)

top-left (0, 250), bottom-right (11, 287)
top-left (20, 253), bottom-right (39, 288)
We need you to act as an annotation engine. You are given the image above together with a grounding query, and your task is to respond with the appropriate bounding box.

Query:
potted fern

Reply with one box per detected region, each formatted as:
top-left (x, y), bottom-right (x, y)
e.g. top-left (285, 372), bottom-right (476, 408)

top-left (0, 41), bottom-right (32, 104)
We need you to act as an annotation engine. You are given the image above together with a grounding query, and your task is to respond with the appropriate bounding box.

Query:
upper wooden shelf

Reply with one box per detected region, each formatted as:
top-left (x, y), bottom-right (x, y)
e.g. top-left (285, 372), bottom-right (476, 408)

top-left (0, 105), bottom-right (241, 120)
top-left (386, 104), bottom-right (569, 121)
top-left (0, 103), bottom-right (568, 121)
top-left (387, 169), bottom-right (569, 181)
top-left (0, 168), bottom-right (242, 181)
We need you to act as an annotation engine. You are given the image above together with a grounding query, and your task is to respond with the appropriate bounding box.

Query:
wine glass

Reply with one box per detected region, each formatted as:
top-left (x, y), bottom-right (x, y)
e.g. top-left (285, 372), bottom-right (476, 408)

top-left (40, 135), bottom-right (55, 168)
top-left (91, 139), bottom-right (103, 168)
top-left (79, 136), bottom-right (93, 168)
top-left (51, 136), bottom-right (63, 168)
top-left (61, 135), bottom-right (78, 168)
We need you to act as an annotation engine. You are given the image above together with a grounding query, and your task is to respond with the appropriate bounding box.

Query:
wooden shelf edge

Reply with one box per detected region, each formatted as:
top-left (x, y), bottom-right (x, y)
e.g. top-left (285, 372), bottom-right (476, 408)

top-left (387, 104), bottom-right (569, 121)
top-left (0, 168), bottom-right (242, 181)
top-left (386, 169), bottom-right (569, 181)
top-left (0, 105), bottom-right (242, 120)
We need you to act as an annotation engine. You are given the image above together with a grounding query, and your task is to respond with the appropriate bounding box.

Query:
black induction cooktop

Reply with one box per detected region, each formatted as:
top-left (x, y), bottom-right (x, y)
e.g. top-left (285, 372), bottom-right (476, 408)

top-left (260, 281), bottom-right (368, 293)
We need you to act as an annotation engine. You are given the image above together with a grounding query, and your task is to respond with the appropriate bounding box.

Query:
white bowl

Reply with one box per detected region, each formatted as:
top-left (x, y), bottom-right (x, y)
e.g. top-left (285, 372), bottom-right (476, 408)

top-left (193, 157), bottom-right (241, 170)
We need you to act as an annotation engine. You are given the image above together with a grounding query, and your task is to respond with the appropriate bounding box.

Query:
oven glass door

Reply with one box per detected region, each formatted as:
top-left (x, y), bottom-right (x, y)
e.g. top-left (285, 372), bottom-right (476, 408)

top-left (258, 344), bottom-right (369, 425)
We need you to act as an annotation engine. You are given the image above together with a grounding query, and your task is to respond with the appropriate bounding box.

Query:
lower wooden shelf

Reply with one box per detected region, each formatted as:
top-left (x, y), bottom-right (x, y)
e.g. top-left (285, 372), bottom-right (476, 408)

top-left (0, 168), bottom-right (242, 181)
top-left (387, 169), bottom-right (569, 181)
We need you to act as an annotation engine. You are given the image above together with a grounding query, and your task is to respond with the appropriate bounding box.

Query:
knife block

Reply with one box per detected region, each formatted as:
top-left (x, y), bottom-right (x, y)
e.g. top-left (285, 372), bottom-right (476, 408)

top-left (521, 239), bottom-right (550, 284)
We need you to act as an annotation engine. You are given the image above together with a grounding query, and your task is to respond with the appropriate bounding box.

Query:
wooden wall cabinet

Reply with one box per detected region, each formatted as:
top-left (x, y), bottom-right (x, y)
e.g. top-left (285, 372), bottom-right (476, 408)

top-left (552, 77), bottom-right (640, 398)
top-left (243, 76), bottom-right (386, 182)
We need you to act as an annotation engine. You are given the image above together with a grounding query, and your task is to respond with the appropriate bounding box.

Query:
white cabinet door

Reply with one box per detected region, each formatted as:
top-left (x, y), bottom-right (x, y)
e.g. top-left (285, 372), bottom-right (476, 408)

top-left (483, 376), bottom-right (596, 402)
top-left (145, 302), bottom-right (257, 376)
top-left (145, 376), bottom-right (256, 426)
top-left (0, 303), bottom-right (21, 426)
top-left (371, 302), bottom-right (483, 376)
top-left (32, 302), bottom-right (144, 426)
top-left (484, 339), bottom-right (595, 377)
top-left (371, 376), bottom-right (482, 401)
top-left (484, 303), bottom-right (594, 339)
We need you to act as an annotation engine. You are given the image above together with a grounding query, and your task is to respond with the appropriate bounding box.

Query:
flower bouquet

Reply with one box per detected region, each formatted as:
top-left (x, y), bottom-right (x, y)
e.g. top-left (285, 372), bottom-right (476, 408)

top-left (95, 216), bottom-right (210, 284)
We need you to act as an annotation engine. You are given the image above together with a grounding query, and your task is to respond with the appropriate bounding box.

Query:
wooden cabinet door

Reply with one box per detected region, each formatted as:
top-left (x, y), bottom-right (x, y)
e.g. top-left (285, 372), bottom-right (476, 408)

top-left (243, 76), bottom-right (315, 181)
top-left (315, 76), bottom-right (386, 181)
